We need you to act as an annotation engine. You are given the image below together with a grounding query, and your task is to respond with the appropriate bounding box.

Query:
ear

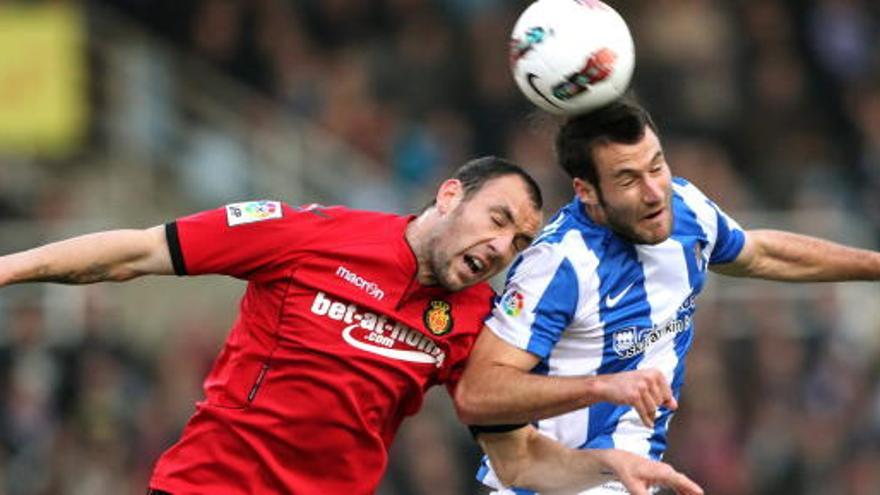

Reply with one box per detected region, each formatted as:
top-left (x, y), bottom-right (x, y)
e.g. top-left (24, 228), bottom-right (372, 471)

top-left (573, 178), bottom-right (600, 206)
top-left (435, 179), bottom-right (464, 214)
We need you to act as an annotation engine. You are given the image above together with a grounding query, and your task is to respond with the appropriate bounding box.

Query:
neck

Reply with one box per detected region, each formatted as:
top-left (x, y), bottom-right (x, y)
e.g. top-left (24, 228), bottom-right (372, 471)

top-left (405, 212), bottom-right (438, 285)
top-left (582, 200), bottom-right (607, 226)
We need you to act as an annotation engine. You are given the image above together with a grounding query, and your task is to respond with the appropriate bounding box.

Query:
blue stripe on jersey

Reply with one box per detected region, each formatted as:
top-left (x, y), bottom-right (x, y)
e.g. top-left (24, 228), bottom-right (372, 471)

top-left (531, 359), bottom-right (550, 376)
top-left (649, 322), bottom-right (693, 459)
top-left (671, 193), bottom-right (708, 293)
top-left (476, 461), bottom-right (489, 482)
top-left (583, 234), bottom-right (655, 447)
top-left (710, 208), bottom-right (745, 264)
top-left (525, 258), bottom-right (579, 358)
top-left (513, 488), bottom-right (536, 495)
top-left (504, 250), bottom-right (528, 282)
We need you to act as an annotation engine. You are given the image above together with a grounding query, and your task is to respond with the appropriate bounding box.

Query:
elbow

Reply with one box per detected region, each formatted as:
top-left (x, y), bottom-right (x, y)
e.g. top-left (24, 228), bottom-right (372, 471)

top-left (453, 380), bottom-right (494, 425)
top-left (452, 383), bottom-right (481, 425)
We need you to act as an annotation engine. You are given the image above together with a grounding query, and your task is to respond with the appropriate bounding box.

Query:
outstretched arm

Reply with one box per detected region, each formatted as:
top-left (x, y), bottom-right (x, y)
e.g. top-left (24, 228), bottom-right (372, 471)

top-left (712, 229), bottom-right (880, 281)
top-left (454, 329), bottom-right (676, 428)
top-left (480, 427), bottom-right (703, 495)
top-left (0, 226), bottom-right (173, 287)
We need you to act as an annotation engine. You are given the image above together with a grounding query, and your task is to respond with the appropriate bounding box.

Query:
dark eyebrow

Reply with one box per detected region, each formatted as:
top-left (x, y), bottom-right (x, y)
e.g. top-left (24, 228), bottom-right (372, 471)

top-left (493, 205), bottom-right (535, 248)
top-left (651, 150), bottom-right (664, 165)
top-left (611, 151), bottom-right (665, 178)
top-left (492, 205), bottom-right (516, 225)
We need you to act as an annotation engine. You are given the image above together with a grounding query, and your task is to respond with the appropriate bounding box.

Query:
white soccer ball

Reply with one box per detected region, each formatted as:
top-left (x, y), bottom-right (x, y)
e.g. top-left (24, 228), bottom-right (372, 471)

top-left (509, 0), bottom-right (635, 115)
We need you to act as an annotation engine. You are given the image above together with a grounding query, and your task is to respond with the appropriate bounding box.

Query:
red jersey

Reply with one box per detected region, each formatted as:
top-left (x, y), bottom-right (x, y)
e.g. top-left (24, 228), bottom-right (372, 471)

top-left (149, 201), bottom-right (494, 495)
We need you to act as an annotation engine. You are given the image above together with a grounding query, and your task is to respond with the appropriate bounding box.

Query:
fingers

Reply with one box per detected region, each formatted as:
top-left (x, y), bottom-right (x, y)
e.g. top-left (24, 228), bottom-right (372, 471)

top-left (662, 469), bottom-right (704, 495)
top-left (600, 369), bottom-right (676, 427)
top-left (604, 450), bottom-right (704, 495)
top-left (644, 369), bottom-right (675, 412)
top-left (636, 394), bottom-right (656, 428)
top-left (638, 369), bottom-right (676, 427)
top-left (644, 462), bottom-right (704, 495)
top-left (618, 477), bottom-right (648, 495)
top-left (671, 471), bottom-right (704, 495)
top-left (654, 375), bottom-right (676, 411)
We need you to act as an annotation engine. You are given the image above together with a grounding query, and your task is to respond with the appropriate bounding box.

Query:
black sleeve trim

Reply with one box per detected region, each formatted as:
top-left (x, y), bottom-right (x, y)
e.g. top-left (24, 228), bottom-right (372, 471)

top-left (468, 423), bottom-right (528, 439)
top-left (165, 222), bottom-right (187, 276)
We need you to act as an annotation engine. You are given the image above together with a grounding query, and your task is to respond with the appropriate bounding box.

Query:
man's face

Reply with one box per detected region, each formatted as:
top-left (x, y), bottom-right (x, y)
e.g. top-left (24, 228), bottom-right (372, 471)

top-left (428, 175), bottom-right (542, 291)
top-left (580, 128), bottom-right (674, 244)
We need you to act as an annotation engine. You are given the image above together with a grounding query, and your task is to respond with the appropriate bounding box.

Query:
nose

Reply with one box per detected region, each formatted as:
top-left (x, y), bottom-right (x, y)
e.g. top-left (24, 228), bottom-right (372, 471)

top-left (642, 176), bottom-right (664, 204)
top-left (487, 232), bottom-right (517, 263)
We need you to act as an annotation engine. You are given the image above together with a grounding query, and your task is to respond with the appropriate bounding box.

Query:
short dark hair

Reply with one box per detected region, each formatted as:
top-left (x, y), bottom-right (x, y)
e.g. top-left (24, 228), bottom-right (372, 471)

top-left (450, 156), bottom-right (543, 211)
top-left (556, 97), bottom-right (659, 187)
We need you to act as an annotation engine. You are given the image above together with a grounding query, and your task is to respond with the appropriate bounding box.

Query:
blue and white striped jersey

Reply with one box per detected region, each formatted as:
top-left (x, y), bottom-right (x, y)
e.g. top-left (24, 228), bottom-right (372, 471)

top-left (477, 177), bottom-right (746, 494)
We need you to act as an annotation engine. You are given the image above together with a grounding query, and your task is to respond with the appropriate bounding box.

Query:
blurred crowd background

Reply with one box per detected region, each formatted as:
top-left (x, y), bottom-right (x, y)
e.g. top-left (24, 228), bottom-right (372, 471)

top-left (0, 0), bottom-right (879, 494)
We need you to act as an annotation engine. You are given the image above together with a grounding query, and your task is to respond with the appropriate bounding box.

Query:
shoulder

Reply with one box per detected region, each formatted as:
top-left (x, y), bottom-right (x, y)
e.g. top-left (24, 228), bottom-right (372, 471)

top-left (445, 282), bottom-right (495, 335)
top-left (672, 177), bottom-right (728, 209)
top-left (292, 204), bottom-right (401, 223)
top-left (290, 205), bottom-right (409, 236)
top-left (672, 176), bottom-right (708, 201)
top-left (671, 177), bottom-right (721, 219)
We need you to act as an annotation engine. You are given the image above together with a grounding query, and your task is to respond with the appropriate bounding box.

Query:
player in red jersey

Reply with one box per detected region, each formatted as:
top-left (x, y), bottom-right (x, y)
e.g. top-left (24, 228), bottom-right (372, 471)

top-left (0, 157), bottom-right (701, 495)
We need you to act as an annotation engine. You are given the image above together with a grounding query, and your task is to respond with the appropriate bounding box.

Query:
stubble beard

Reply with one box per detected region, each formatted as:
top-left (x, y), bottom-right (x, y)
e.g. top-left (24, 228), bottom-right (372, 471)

top-left (602, 196), bottom-right (673, 245)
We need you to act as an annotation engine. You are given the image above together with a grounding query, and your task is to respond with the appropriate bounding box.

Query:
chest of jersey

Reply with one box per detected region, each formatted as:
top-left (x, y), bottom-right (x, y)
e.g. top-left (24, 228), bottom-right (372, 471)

top-left (287, 254), bottom-right (464, 370)
top-left (546, 227), bottom-right (709, 374)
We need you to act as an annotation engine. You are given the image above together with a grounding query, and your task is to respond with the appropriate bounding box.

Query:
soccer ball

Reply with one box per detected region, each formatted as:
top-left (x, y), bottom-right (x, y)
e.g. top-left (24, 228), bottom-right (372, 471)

top-left (509, 0), bottom-right (635, 116)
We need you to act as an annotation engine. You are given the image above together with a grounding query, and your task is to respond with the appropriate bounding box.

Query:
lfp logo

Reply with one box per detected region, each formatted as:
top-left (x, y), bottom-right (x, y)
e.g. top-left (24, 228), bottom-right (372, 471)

top-left (226, 200), bottom-right (282, 226)
top-left (500, 289), bottom-right (525, 317)
top-left (243, 201), bottom-right (278, 219)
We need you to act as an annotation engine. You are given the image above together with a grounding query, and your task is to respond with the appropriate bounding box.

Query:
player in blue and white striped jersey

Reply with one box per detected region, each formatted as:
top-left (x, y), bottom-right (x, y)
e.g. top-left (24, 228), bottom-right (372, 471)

top-left (455, 98), bottom-right (880, 495)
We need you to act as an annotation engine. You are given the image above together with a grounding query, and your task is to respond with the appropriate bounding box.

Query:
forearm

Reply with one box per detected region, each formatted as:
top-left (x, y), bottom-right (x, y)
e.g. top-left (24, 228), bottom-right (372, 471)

top-left (456, 363), bottom-right (599, 424)
top-left (480, 428), bottom-right (612, 492)
top-left (0, 228), bottom-right (171, 286)
top-left (739, 230), bottom-right (880, 281)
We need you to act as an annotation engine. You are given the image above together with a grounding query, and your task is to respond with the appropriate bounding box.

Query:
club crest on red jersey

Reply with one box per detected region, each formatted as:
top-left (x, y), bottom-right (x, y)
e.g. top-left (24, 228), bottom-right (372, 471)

top-left (423, 300), bottom-right (453, 336)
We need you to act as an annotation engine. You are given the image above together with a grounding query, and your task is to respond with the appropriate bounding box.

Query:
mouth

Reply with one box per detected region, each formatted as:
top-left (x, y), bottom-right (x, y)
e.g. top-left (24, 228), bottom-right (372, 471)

top-left (643, 207), bottom-right (665, 221)
top-left (463, 254), bottom-right (486, 276)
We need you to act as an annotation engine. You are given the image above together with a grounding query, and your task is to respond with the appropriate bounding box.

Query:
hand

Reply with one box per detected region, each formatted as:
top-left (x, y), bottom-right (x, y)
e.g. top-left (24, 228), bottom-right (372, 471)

top-left (591, 369), bottom-right (677, 428)
top-left (599, 449), bottom-right (703, 495)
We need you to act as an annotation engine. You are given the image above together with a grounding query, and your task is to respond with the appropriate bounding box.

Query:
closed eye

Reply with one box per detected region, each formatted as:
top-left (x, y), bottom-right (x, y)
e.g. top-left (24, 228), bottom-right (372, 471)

top-left (513, 235), bottom-right (532, 252)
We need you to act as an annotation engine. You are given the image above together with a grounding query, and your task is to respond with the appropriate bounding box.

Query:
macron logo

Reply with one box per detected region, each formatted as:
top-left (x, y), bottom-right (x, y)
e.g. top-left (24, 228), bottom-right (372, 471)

top-left (336, 266), bottom-right (385, 301)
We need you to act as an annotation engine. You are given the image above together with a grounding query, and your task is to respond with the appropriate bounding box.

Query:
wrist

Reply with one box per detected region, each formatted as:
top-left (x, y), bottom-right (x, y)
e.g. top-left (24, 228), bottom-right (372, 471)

top-left (583, 374), bottom-right (607, 404)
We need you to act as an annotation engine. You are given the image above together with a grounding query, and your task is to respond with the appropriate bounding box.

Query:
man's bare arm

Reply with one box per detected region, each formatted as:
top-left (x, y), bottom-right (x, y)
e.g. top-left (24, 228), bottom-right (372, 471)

top-left (712, 229), bottom-right (880, 281)
top-left (480, 427), bottom-right (703, 495)
top-left (455, 329), bottom-right (676, 428)
top-left (0, 226), bottom-right (173, 287)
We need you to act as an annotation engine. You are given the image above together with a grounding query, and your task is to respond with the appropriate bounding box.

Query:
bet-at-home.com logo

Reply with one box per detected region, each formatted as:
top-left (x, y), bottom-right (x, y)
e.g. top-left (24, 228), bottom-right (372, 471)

top-left (310, 292), bottom-right (446, 367)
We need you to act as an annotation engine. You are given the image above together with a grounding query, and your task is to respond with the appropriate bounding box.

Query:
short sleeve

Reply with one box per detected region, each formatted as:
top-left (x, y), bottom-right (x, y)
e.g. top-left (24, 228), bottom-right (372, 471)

top-left (484, 243), bottom-right (579, 360)
top-left (708, 204), bottom-right (745, 265)
top-left (672, 177), bottom-right (746, 265)
top-left (168, 201), bottom-right (331, 281)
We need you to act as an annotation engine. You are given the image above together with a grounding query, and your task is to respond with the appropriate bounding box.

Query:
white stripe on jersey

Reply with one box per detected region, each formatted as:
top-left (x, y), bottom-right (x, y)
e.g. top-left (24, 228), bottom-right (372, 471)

top-left (488, 241), bottom-right (566, 351)
top-left (673, 180), bottom-right (720, 257)
top-left (611, 240), bottom-right (691, 456)
top-left (538, 229), bottom-right (604, 450)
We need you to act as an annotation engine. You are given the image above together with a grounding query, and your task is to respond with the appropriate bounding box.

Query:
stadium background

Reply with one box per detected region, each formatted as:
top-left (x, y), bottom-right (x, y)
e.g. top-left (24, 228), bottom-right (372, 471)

top-left (0, 0), bottom-right (878, 493)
